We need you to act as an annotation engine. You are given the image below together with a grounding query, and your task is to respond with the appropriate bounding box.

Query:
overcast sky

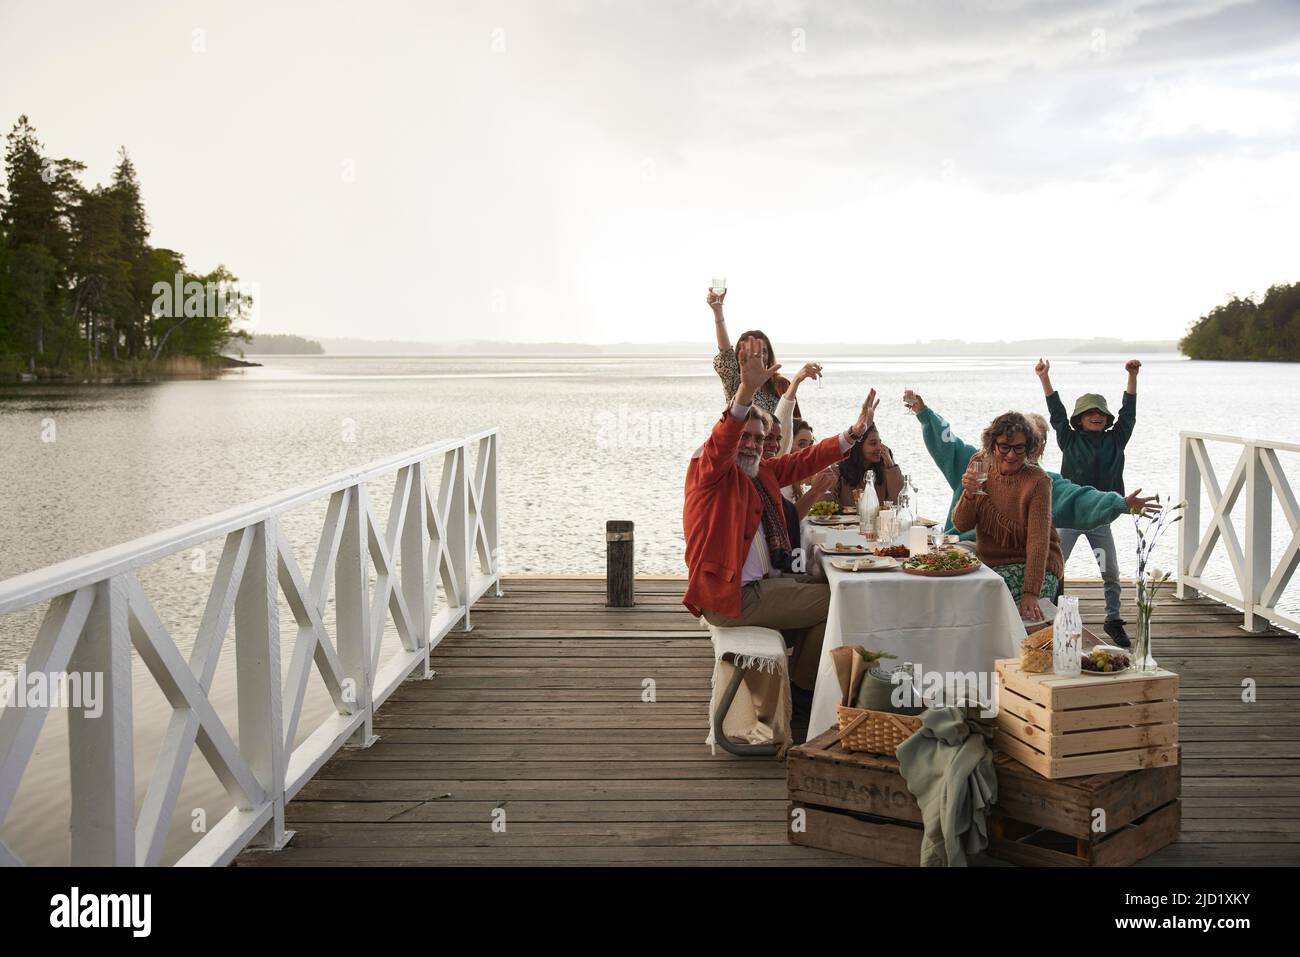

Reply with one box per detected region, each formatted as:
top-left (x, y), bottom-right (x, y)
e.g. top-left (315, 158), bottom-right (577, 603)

top-left (2, 0), bottom-right (1298, 345)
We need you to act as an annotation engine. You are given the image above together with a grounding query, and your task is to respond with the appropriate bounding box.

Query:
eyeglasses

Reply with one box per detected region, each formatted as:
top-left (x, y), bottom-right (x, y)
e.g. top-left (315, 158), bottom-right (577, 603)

top-left (994, 442), bottom-right (1028, 456)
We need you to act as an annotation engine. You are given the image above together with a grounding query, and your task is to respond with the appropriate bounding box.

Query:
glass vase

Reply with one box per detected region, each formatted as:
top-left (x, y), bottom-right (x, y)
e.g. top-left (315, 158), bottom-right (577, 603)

top-left (1052, 595), bottom-right (1082, 676)
top-left (1131, 606), bottom-right (1158, 674)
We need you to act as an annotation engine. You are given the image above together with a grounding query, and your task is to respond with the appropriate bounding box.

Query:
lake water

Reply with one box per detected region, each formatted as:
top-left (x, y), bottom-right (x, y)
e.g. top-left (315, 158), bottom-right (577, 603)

top-left (1, 352), bottom-right (1297, 862)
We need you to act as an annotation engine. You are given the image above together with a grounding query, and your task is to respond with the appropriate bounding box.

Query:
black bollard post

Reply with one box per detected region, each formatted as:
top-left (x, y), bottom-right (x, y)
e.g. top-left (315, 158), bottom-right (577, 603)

top-left (606, 520), bottom-right (634, 607)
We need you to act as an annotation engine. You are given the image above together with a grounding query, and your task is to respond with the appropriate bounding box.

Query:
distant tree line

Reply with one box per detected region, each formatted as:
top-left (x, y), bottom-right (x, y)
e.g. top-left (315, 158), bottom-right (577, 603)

top-left (0, 115), bottom-right (250, 375)
top-left (242, 333), bottom-right (324, 355)
top-left (1181, 282), bottom-right (1300, 361)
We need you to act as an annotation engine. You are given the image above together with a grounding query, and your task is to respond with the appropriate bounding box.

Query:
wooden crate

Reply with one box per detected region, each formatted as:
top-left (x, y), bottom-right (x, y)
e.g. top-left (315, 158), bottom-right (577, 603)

top-left (789, 728), bottom-right (1181, 866)
top-left (787, 728), bottom-right (924, 866)
top-left (987, 752), bottom-right (1181, 866)
top-left (994, 658), bottom-right (1179, 779)
top-left (789, 802), bottom-right (923, 866)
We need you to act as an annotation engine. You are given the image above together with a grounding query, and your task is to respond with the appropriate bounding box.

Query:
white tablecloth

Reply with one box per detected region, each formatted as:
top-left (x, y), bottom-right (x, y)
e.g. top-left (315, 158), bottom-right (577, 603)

top-left (807, 533), bottom-right (1027, 739)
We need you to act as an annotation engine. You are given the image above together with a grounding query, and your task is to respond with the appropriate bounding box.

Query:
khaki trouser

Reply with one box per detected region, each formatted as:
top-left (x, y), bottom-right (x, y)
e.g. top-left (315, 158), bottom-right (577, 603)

top-left (702, 576), bottom-right (830, 690)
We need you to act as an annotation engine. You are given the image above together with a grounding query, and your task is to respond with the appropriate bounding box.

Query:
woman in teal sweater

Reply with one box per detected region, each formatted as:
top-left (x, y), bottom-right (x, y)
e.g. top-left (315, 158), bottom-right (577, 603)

top-left (902, 390), bottom-right (1158, 543)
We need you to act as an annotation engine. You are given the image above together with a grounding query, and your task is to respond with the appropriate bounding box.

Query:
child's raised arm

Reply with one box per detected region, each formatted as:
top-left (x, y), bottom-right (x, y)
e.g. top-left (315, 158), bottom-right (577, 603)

top-left (1116, 359), bottom-right (1139, 445)
top-left (1035, 357), bottom-right (1054, 396)
top-left (1039, 357), bottom-right (1073, 449)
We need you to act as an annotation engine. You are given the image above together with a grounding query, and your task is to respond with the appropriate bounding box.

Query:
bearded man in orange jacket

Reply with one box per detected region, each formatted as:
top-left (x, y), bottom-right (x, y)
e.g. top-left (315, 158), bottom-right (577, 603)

top-left (684, 337), bottom-right (880, 695)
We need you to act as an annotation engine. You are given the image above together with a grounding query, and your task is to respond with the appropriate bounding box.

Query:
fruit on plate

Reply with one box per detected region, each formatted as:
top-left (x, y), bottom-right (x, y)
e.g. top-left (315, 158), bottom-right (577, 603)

top-left (808, 501), bottom-right (838, 517)
top-left (1081, 648), bottom-right (1131, 673)
top-left (901, 549), bottom-right (977, 572)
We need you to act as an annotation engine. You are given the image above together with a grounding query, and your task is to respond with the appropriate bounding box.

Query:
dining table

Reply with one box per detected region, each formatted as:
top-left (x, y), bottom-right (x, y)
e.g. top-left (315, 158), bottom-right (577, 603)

top-left (801, 519), bottom-right (1029, 740)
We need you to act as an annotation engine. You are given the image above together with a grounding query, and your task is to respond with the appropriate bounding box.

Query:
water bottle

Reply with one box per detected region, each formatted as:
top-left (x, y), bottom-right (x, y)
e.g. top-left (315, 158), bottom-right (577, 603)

top-left (859, 470), bottom-right (879, 539)
top-left (1052, 595), bottom-right (1083, 677)
top-left (895, 475), bottom-right (914, 539)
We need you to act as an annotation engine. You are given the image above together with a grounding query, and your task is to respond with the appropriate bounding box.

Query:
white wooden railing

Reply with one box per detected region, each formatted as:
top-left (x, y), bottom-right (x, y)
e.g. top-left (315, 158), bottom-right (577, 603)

top-left (0, 428), bottom-right (500, 866)
top-left (1178, 431), bottom-right (1299, 634)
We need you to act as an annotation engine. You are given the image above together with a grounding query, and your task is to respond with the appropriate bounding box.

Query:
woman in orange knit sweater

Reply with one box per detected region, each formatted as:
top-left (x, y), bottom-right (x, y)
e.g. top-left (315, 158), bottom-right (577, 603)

top-left (952, 411), bottom-right (1064, 621)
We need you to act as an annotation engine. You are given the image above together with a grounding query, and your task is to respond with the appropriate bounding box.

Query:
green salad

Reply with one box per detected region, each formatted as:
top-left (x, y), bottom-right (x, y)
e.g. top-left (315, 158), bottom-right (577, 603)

top-left (808, 501), bottom-right (838, 517)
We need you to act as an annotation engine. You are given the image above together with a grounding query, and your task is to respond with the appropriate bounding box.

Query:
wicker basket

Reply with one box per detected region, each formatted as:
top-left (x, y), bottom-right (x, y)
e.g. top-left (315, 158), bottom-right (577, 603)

top-left (835, 705), bottom-right (922, 756)
top-left (1019, 636), bottom-right (1053, 673)
top-left (1020, 623), bottom-right (1054, 673)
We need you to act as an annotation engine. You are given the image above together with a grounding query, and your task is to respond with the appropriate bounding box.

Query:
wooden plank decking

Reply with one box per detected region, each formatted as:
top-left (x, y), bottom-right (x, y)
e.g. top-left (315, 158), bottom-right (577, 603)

top-left (236, 577), bottom-right (1300, 867)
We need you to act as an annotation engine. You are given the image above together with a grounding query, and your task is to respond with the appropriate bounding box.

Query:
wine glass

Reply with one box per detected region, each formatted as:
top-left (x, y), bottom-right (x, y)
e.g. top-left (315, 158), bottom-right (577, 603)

top-left (710, 276), bottom-right (726, 296)
top-left (972, 458), bottom-right (989, 496)
top-left (903, 389), bottom-right (918, 415)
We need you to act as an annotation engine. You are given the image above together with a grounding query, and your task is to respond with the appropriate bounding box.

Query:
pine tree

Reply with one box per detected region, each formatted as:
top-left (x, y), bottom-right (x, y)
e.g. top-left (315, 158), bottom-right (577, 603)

top-left (107, 148), bottom-right (152, 358)
top-left (0, 115), bottom-right (84, 369)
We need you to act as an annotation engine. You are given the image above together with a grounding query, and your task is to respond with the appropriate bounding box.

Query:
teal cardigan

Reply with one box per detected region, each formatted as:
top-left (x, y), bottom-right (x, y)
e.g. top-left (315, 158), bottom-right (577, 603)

top-left (916, 406), bottom-right (1129, 539)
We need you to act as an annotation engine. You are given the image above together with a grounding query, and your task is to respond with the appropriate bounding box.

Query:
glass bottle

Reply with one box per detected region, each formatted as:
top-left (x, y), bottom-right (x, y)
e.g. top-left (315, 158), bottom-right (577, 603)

top-left (895, 475), bottom-right (915, 540)
top-left (859, 470), bottom-right (879, 539)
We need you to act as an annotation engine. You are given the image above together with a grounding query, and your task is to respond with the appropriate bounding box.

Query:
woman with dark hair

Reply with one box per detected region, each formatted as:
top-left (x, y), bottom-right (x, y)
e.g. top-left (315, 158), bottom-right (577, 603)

top-left (707, 287), bottom-right (794, 416)
top-left (823, 423), bottom-right (903, 509)
top-left (784, 419), bottom-right (837, 516)
top-left (791, 418), bottom-right (815, 451)
top-left (952, 411), bottom-right (1064, 621)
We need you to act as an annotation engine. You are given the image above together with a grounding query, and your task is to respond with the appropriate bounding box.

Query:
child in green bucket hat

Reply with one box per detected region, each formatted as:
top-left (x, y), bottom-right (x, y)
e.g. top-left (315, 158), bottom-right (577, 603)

top-left (1035, 358), bottom-right (1141, 646)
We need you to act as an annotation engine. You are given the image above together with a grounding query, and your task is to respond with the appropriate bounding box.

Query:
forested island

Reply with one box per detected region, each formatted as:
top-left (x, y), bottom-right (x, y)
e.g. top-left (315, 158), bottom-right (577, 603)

top-left (240, 333), bottom-right (324, 355)
top-left (0, 116), bottom-right (251, 381)
top-left (1181, 282), bottom-right (1300, 361)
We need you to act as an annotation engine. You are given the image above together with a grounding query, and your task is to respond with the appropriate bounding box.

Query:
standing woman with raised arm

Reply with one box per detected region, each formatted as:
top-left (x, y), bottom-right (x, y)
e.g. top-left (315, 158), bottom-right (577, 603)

top-left (773, 361), bottom-right (822, 454)
top-left (708, 286), bottom-right (794, 416)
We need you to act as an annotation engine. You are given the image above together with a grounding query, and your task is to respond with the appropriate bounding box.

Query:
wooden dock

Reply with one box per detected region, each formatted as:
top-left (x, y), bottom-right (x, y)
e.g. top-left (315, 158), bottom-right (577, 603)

top-left (236, 577), bottom-right (1300, 867)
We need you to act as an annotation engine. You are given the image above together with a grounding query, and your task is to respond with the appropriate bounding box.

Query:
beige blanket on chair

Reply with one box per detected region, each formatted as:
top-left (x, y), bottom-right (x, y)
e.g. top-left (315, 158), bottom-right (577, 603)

top-left (705, 626), bottom-right (793, 757)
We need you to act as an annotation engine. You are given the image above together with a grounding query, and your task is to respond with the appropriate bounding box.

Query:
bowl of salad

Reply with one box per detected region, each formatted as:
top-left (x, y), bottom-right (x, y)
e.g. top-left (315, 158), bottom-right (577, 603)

top-left (900, 549), bottom-right (980, 577)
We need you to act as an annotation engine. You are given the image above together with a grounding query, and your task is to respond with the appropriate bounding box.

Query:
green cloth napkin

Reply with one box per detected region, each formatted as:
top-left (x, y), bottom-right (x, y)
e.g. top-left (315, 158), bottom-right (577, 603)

top-left (895, 707), bottom-right (998, 867)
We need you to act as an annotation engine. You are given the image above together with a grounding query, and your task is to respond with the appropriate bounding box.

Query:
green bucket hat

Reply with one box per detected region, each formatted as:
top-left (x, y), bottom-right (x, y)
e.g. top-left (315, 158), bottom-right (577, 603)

top-left (1071, 393), bottom-right (1114, 429)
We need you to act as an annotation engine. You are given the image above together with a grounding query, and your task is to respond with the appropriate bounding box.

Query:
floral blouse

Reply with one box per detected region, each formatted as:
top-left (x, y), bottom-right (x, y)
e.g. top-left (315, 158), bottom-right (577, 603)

top-left (713, 347), bottom-right (783, 415)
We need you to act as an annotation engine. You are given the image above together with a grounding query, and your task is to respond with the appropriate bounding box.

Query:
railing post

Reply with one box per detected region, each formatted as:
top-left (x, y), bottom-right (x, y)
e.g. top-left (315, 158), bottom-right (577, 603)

top-left (68, 576), bottom-right (135, 866)
top-left (235, 518), bottom-right (292, 851)
top-left (1177, 433), bottom-right (1201, 600)
top-left (402, 461), bottom-right (431, 677)
top-left (486, 432), bottom-right (502, 598)
top-left (447, 443), bottom-right (471, 630)
top-left (1243, 442), bottom-right (1272, 633)
top-left (337, 484), bottom-right (379, 748)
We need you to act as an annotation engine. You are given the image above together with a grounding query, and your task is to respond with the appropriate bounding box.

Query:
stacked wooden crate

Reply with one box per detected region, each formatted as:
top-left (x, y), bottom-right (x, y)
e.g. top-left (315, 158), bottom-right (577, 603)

top-left (988, 754), bottom-right (1181, 865)
top-left (788, 711), bottom-right (1182, 866)
top-left (993, 659), bottom-right (1179, 779)
top-left (787, 729), bottom-right (924, 866)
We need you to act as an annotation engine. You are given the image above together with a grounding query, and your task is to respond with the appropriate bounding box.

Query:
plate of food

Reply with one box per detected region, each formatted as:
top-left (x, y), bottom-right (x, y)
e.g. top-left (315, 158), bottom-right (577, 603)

top-left (873, 544), bottom-right (910, 559)
top-left (900, 549), bottom-right (981, 577)
top-left (1080, 647), bottom-right (1132, 675)
top-left (830, 556), bottom-right (899, 573)
top-left (807, 501), bottom-right (839, 518)
top-left (811, 514), bottom-right (858, 526)
top-left (828, 542), bottom-right (873, 555)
